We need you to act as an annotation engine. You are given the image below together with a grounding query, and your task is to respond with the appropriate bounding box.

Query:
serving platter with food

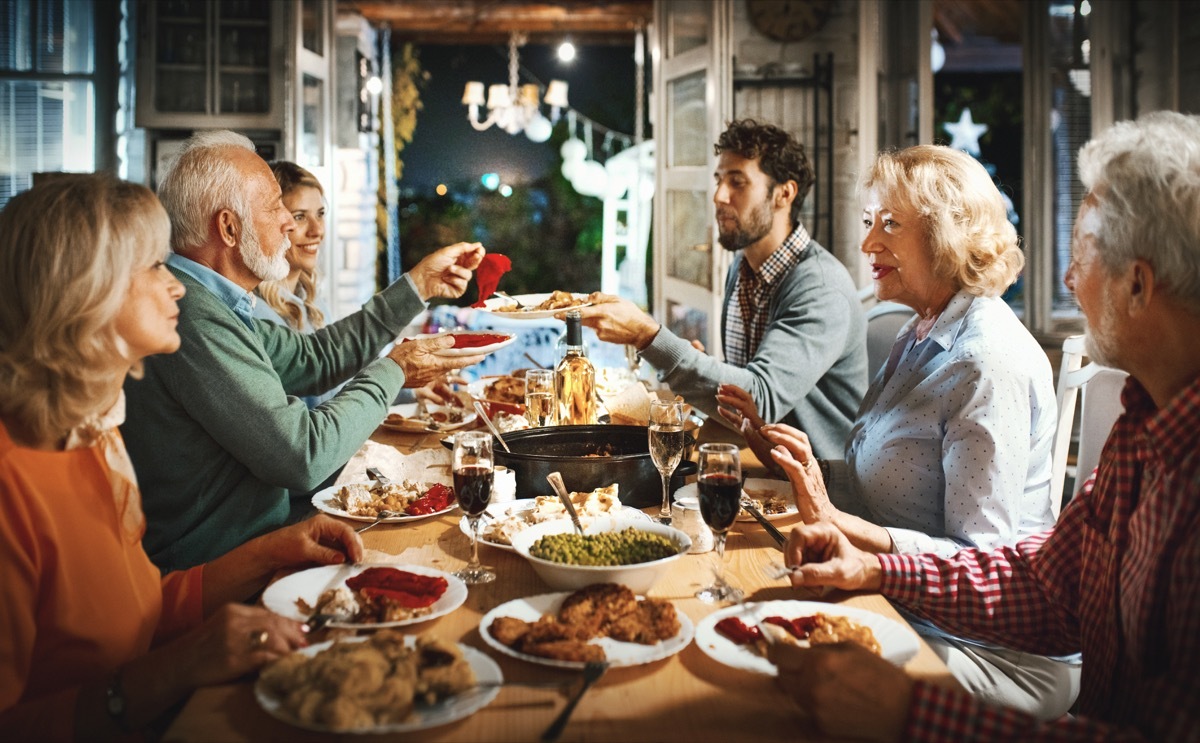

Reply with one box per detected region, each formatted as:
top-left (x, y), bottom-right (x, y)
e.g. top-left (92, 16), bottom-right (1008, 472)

top-left (467, 373), bottom-right (527, 407)
top-left (675, 478), bottom-right (798, 522)
top-left (694, 600), bottom-right (920, 675)
top-left (380, 403), bottom-right (478, 433)
top-left (406, 330), bottom-right (516, 358)
top-left (480, 584), bottom-right (694, 669)
top-left (311, 477), bottom-right (457, 523)
top-left (255, 631), bottom-right (501, 734)
top-left (262, 564), bottom-right (468, 629)
top-left (478, 291), bottom-right (592, 320)
top-left (463, 485), bottom-right (651, 552)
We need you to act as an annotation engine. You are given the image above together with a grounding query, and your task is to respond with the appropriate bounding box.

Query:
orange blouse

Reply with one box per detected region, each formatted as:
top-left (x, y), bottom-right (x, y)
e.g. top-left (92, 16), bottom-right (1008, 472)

top-left (0, 421), bottom-right (204, 741)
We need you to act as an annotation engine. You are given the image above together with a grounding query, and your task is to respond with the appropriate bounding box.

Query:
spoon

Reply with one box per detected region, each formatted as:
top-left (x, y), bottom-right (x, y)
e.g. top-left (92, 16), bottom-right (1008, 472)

top-left (495, 290), bottom-right (526, 310)
top-left (474, 400), bottom-right (512, 453)
top-left (546, 471), bottom-right (584, 536)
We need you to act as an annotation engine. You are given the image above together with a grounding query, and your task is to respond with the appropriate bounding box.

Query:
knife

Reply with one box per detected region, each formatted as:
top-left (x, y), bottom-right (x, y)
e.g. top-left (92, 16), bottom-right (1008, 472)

top-left (741, 497), bottom-right (787, 550)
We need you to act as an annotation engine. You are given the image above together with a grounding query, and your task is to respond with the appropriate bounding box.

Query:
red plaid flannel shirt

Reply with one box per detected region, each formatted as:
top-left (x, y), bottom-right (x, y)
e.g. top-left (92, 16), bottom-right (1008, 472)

top-left (880, 374), bottom-right (1200, 742)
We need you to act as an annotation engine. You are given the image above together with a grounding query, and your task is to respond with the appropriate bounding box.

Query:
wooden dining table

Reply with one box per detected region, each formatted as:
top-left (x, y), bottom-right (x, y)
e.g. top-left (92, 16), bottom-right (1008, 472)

top-left (164, 422), bottom-right (960, 742)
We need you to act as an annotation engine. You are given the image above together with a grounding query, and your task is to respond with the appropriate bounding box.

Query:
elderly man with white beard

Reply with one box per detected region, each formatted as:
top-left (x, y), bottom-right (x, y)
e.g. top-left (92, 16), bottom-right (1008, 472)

top-left (122, 130), bottom-right (487, 571)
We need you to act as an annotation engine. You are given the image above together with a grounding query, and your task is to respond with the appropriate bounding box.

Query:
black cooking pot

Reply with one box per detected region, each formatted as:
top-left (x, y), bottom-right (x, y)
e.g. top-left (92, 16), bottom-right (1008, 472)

top-left (445, 425), bottom-right (695, 508)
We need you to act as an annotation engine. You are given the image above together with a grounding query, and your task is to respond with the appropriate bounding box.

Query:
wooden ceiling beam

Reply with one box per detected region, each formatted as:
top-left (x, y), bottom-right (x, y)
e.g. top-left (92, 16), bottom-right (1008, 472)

top-left (344, 1), bottom-right (651, 44)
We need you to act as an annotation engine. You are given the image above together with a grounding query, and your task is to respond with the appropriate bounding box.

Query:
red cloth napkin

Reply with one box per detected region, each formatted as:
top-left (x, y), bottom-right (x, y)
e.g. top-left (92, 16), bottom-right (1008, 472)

top-left (472, 253), bottom-right (512, 307)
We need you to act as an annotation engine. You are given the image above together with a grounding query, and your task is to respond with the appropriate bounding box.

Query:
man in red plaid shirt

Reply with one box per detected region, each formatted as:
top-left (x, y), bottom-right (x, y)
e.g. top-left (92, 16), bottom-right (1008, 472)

top-left (771, 111), bottom-right (1200, 742)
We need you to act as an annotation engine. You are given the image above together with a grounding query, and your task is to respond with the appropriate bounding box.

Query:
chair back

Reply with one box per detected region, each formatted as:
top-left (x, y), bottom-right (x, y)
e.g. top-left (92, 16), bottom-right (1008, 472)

top-left (865, 301), bottom-right (915, 378)
top-left (1050, 334), bottom-right (1128, 517)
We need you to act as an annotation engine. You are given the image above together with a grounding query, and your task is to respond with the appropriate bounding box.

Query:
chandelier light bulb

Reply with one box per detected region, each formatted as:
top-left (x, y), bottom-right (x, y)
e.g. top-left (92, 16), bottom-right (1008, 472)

top-left (558, 41), bottom-right (576, 62)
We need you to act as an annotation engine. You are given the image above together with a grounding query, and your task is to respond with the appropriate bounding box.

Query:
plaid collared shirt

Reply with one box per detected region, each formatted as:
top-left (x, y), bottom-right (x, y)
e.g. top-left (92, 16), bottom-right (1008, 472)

top-left (876, 374), bottom-right (1200, 741)
top-left (724, 223), bottom-right (810, 367)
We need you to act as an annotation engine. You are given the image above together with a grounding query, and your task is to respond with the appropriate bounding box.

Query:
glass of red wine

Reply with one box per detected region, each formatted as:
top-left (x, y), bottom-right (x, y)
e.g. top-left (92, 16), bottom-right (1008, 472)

top-left (695, 442), bottom-right (744, 603)
top-left (452, 431), bottom-right (495, 585)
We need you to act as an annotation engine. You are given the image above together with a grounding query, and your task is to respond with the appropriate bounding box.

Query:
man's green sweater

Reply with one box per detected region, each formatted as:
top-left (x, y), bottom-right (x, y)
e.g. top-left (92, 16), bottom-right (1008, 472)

top-left (123, 267), bottom-right (423, 571)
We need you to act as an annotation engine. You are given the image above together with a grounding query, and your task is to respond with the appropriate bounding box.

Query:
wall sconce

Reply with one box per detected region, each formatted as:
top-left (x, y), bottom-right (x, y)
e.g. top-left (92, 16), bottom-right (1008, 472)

top-left (462, 32), bottom-right (568, 143)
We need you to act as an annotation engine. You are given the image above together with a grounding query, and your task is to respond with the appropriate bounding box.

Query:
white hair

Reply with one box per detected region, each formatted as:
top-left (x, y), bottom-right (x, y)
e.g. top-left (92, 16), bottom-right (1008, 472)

top-left (1078, 111), bottom-right (1200, 309)
top-left (156, 130), bottom-right (257, 254)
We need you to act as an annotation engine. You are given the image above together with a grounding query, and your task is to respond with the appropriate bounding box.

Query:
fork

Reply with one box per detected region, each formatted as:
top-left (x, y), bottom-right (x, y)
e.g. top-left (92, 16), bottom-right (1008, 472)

top-left (356, 509), bottom-right (402, 534)
top-left (540, 661), bottom-right (607, 742)
top-left (495, 290), bottom-right (526, 310)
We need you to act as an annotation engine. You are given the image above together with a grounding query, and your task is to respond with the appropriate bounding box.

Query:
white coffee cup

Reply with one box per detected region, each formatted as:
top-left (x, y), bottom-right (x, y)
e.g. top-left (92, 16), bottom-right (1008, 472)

top-left (671, 496), bottom-right (713, 553)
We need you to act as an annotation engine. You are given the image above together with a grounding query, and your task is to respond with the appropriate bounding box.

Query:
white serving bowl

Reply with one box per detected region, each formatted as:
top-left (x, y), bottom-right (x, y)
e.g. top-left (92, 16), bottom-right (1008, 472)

top-left (510, 517), bottom-right (691, 594)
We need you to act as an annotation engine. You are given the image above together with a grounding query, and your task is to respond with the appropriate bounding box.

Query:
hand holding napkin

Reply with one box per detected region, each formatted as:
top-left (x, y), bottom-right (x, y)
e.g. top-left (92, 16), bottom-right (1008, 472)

top-left (472, 253), bottom-right (512, 307)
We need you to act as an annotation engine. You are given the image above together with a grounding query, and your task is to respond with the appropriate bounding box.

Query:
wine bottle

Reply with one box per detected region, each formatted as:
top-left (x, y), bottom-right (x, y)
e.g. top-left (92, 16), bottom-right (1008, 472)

top-left (555, 310), bottom-right (597, 425)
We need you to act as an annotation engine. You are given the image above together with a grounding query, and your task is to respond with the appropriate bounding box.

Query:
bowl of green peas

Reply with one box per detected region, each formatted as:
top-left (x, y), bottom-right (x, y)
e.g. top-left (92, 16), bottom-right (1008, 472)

top-left (510, 517), bottom-right (692, 594)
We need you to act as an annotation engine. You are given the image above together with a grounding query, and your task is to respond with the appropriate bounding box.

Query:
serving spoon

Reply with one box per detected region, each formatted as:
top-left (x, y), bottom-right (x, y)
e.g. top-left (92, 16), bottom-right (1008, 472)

top-left (474, 400), bottom-right (512, 453)
top-left (546, 471), bottom-right (584, 536)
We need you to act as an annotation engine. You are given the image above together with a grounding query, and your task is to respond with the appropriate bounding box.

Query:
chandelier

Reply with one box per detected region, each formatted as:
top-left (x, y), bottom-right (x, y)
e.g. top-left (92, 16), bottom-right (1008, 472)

top-left (461, 32), bottom-right (568, 143)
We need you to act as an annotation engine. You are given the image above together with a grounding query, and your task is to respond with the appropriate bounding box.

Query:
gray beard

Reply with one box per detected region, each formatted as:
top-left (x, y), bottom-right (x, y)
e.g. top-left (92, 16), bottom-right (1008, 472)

top-left (240, 225), bottom-right (290, 282)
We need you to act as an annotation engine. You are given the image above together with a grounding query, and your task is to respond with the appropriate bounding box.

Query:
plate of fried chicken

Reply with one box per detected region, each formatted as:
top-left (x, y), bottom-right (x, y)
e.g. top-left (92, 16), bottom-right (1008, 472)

top-left (480, 583), bottom-right (693, 669)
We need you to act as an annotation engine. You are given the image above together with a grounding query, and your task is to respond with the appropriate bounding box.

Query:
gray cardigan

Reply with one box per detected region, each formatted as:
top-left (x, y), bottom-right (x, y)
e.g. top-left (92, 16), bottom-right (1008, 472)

top-left (640, 241), bottom-right (867, 460)
top-left (123, 268), bottom-right (423, 571)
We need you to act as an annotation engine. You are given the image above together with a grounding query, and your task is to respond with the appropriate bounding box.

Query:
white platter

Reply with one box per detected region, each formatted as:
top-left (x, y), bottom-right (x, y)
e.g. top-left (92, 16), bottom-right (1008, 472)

top-left (311, 480), bottom-right (457, 524)
top-left (675, 478), bottom-right (799, 522)
top-left (262, 564), bottom-right (468, 630)
top-left (477, 292), bottom-right (593, 320)
top-left (255, 636), bottom-right (501, 734)
top-left (380, 402), bottom-right (478, 433)
top-left (409, 331), bottom-right (516, 357)
top-left (462, 499), bottom-right (653, 553)
top-left (480, 591), bottom-right (694, 669)
top-left (694, 600), bottom-right (920, 676)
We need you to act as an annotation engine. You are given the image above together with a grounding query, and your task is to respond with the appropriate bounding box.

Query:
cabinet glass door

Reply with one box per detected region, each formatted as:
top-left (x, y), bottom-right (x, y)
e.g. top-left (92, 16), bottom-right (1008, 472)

top-left (153, 0), bottom-right (206, 112)
top-left (215, 0), bottom-right (271, 115)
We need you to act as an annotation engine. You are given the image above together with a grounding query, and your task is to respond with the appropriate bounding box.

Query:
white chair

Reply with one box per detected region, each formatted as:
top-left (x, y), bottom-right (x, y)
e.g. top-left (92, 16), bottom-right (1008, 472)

top-left (1050, 334), bottom-right (1128, 518)
top-left (864, 301), bottom-right (916, 378)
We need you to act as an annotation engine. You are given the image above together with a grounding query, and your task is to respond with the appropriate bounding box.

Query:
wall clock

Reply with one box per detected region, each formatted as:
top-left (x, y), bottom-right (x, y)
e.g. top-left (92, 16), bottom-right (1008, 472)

top-left (746, 0), bottom-right (834, 42)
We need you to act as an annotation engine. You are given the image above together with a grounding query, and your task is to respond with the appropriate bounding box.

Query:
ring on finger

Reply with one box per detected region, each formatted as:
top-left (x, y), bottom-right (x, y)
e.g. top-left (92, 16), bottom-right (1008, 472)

top-left (249, 629), bottom-right (270, 650)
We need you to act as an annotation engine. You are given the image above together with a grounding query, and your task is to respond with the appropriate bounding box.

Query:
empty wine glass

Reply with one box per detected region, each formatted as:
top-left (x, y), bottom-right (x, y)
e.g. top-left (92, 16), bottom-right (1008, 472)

top-left (453, 431), bottom-right (495, 584)
top-left (649, 399), bottom-right (686, 523)
top-left (524, 369), bottom-right (556, 427)
top-left (695, 442), bottom-right (743, 603)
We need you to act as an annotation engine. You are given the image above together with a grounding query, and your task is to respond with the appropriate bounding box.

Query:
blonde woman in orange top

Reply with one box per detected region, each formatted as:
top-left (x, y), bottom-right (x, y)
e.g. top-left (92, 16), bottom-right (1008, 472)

top-left (0, 174), bottom-right (364, 740)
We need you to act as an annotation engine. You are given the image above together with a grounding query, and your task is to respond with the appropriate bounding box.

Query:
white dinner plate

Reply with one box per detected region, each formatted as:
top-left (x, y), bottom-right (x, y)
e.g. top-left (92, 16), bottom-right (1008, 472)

top-left (409, 331), bottom-right (516, 357)
top-left (380, 403), bottom-right (478, 433)
top-left (675, 478), bottom-right (799, 522)
top-left (262, 564), bottom-right (468, 629)
top-left (466, 376), bottom-right (526, 408)
top-left (694, 600), bottom-right (920, 676)
top-left (462, 500), bottom-right (653, 552)
top-left (310, 480), bottom-right (457, 524)
top-left (480, 591), bottom-right (694, 669)
top-left (477, 292), bottom-right (593, 320)
top-left (255, 636), bottom-right (501, 734)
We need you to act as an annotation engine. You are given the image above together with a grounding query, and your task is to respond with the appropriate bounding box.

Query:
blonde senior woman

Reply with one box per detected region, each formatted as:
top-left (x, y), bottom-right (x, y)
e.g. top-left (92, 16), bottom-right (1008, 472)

top-left (0, 175), bottom-right (363, 741)
top-left (719, 146), bottom-right (1076, 719)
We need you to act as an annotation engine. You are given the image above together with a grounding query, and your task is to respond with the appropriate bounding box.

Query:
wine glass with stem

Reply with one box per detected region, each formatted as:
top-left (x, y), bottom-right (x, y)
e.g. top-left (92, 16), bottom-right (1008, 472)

top-left (452, 431), bottom-right (495, 584)
top-left (649, 399), bottom-right (686, 523)
top-left (695, 442), bottom-right (744, 603)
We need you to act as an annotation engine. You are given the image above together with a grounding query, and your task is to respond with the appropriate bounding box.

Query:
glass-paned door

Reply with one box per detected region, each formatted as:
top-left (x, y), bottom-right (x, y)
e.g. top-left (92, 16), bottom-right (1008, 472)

top-left (653, 0), bottom-right (732, 357)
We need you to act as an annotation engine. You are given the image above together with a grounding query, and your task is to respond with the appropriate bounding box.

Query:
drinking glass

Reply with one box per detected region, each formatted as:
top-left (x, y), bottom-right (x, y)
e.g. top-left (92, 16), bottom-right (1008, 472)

top-left (524, 369), bottom-right (557, 427)
top-left (695, 442), bottom-right (744, 603)
top-left (452, 431), bottom-right (495, 584)
top-left (649, 399), bottom-right (686, 523)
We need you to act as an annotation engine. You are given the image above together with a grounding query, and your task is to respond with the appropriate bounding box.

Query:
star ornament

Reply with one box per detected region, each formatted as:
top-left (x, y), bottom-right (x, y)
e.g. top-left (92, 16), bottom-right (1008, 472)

top-left (943, 108), bottom-right (989, 156)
